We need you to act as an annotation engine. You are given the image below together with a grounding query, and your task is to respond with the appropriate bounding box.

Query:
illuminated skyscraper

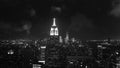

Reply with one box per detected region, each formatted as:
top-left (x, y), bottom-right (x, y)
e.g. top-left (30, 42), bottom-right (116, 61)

top-left (65, 32), bottom-right (69, 44)
top-left (59, 36), bottom-right (63, 43)
top-left (50, 18), bottom-right (59, 36)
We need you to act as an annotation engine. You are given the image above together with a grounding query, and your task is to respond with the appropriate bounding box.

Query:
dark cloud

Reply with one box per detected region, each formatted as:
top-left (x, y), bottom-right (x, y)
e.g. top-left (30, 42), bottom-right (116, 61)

top-left (68, 13), bottom-right (94, 32)
top-left (0, 22), bottom-right (11, 29)
top-left (110, 5), bottom-right (120, 17)
top-left (67, 12), bottom-right (120, 40)
top-left (51, 6), bottom-right (62, 13)
top-left (94, 16), bottom-right (120, 40)
top-left (0, 0), bottom-right (118, 40)
top-left (68, 13), bottom-right (101, 40)
top-left (110, 0), bottom-right (120, 17)
top-left (15, 21), bottom-right (32, 34)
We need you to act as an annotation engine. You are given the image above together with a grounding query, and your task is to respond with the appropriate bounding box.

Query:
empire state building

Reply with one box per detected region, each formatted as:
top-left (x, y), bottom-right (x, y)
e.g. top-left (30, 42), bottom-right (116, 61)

top-left (50, 18), bottom-right (59, 37)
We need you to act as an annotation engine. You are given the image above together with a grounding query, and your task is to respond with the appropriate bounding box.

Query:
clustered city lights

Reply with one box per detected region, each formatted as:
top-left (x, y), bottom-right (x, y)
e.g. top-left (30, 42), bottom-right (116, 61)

top-left (8, 49), bottom-right (14, 55)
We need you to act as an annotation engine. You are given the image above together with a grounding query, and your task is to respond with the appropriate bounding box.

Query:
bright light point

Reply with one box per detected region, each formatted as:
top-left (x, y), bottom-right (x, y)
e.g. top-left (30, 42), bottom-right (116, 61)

top-left (98, 45), bottom-right (102, 48)
top-left (72, 38), bottom-right (76, 42)
top-left (41, 46), bottom-right (46, 49)
top-left (116, 52), bottom-right (119, 55)
top-left (69, 61), bottom-right (73, 64)
top-left (38, 61), bottom-right (45, 64)
top-left (8, 49), bottom-right (14, 55)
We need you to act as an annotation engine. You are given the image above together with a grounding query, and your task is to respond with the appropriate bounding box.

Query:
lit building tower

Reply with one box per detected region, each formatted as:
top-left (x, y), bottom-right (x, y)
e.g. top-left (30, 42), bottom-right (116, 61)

top-left (65, 32), bottom-right (69, 44)
top-left (50, 18), bottom-right (59, 37)
top-left (59, 36), bottom-right (63, 43)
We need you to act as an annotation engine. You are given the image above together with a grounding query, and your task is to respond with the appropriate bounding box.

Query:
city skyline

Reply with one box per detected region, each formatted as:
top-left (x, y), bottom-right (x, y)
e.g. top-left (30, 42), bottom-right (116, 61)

top-left (0, 1), bottom-right (120, 68)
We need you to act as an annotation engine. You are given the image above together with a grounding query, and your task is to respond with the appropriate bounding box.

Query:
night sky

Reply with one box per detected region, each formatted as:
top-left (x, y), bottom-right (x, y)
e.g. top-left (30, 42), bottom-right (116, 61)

top-left (0, 0), bottom-right (119, 40)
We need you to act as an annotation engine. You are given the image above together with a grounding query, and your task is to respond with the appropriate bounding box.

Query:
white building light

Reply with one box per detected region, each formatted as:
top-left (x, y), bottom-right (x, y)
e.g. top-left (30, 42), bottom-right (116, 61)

top-left (8, 49), bottom-right (14, 55)
top-left (38, 61), bottom-right (45, 64)
top-left (41, 46), bottom-right (46, 49)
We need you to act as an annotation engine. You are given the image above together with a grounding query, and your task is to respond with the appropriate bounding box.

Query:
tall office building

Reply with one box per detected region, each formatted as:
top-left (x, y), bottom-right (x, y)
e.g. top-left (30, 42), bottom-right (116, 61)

top-left (50, 18), bottom-right (59, 37)
top-left (45, 18), bottom-right (63, 67)
top-left (65, 32), bottom-right (69, 44)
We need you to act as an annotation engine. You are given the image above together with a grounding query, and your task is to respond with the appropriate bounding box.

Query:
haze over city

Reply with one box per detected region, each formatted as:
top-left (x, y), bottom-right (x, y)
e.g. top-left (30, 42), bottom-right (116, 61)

top-left (0, 0), bottom-right (120, 40)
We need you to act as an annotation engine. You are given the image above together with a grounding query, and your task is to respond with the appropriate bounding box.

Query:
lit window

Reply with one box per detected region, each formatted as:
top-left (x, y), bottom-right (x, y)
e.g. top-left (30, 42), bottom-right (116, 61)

top-left (33, 64), bottom-right (41, 68)
top-left (55, 28), bottom-right (59, 35)
top-left (38, 61), bottom-right (45, 64)
top-left (50, 28), bottom-right (54, 36)
top-left (8, 49), bottom-right (14, 55)
top-left (41, 46), bottom-right (46, 49)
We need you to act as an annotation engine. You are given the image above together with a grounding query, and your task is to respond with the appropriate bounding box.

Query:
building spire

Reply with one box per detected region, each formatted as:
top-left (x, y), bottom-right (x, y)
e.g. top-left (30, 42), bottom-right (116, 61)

top-left (50, 18), bottom-right (59, 36)
top-left (52, 18), bottom-right (56, 26)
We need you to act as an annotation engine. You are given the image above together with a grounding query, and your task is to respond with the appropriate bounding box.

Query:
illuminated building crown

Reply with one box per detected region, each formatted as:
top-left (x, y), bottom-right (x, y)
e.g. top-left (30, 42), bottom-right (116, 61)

top-left (52, 18), bottom-right (56, 26)
top-left (50, 18), bottom-right (59, 36)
